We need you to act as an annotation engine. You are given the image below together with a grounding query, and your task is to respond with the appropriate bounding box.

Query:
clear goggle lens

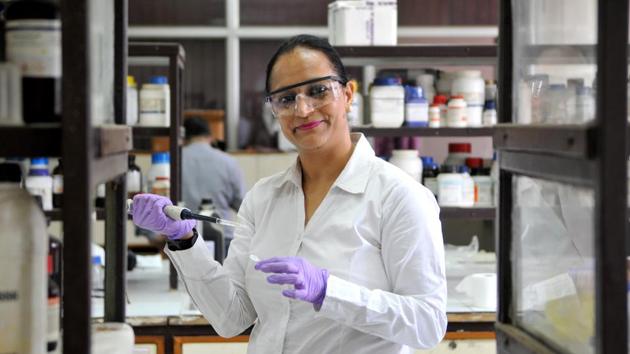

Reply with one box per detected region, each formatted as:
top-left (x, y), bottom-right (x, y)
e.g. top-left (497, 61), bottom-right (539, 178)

top-left (266, 76), bottom-right (344, 118)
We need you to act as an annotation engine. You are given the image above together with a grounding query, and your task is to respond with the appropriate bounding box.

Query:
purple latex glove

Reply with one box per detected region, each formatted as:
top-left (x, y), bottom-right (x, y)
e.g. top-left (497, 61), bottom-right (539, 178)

top-left (130, 194), bottom-right (195, 240)
top-left (255, 257), bottom-right (329, 307)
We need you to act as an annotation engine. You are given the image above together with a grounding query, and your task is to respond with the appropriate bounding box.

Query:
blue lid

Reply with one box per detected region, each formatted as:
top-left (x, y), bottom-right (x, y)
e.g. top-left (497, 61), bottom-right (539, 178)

top-left (31, 157), bottom-right (48, 166)
top-left (484, 100), bottom-right (496, 110)
top-left (457, 165), bottom-right (470, 173)
top-left (420, 156), bottom-right (434, 166)
top-left (150, 76), bottom-right (168, 85)
top-left (405, 85), bottom-right (424, 100)
top-left (92, 255), bottom-right (102, 265)
top-left (152, 152), bottom-right (170, 164)
top-left (29, 169), bottom-right (49, 176)
top-left (373, 77), bottom-right (401, 86)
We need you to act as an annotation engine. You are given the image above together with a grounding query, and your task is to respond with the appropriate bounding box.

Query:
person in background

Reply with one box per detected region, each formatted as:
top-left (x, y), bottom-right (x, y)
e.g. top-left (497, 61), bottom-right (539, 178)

top-left (182, 116), bottom-right (246, 246)
top-left (131, 35), bottom-right (446, 353)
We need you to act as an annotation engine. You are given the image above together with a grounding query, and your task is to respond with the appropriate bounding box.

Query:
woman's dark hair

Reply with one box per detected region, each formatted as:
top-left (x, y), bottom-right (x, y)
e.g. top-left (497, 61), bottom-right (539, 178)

top-left (265, 34), bottom-right (348, 94)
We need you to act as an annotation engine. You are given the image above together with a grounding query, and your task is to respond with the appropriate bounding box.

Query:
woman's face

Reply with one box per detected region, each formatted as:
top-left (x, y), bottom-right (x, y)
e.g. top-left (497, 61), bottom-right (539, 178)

top-left (268, 47), bottom-right (353, 153)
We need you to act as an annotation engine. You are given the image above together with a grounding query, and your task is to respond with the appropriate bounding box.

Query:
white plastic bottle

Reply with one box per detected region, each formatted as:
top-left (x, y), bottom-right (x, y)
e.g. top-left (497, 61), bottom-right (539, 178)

top-left (347, 80), bottom-right (364, 126)
top-left (139, 76), bottom-right (170, 127)
top-left (404, 85), bottom-right (429, 127)
top-left (151, 176), bottom-right (170, 197)
top-left (126, 75), bottom-right (138, 125)
top-left (389, 150), bottom-right (422, 182)
top-left (370, 77), bottom-right (405, 128)
top-left (459, 165), bottom-right (475, 207)
top-left (473, 174), bottom-right (494, 206)
top-left (447, 96), bottom-right (468, 127)
top-left (437, 165), bottom-right (464, 207)
top-left (428, 104), bottom-right (441, 128)
top-left (451, 70), bottom-right (485, 106)
top-left (0, 182), bottom-right (48, 354)
top-left (416, 73), bottom-right (436, 104)
top-left (147, 152), bottom-right (170, 193)
top-left (482, 100), bottom-right (497, 126)
top-left (25, 157), bottom-right (53, 211)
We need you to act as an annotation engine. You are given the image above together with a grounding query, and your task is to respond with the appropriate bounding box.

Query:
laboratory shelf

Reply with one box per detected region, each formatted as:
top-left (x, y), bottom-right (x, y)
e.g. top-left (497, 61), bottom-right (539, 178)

top-left (352, 126), bottom-right (494, 137)
top-left (493, 124), bottom-right (593, 158)
top-left (335, 45), bottom-right (497, 66)
top-left (440, 207), bottom-right (496, 220)
top-left (0, 125), bottom-right (132, 158)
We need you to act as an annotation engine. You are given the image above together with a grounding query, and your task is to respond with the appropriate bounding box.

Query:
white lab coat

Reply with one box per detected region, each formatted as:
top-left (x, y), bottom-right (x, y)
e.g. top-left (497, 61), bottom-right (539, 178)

top-left (166, 133), bottom-right (447, 354)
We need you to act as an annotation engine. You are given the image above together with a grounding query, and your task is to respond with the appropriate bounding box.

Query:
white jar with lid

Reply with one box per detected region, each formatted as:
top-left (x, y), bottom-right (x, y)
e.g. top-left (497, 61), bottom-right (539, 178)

top-left (429, 104), bottom-right (441, 127)
top-left (389, 150), bottom-right (422, 182)
top-left (126, 75), bottom-right (138, 125)
top-left (438, 165), bottom-right (463, 207)
top-left (467, 104), bottom-right (483, 127)
top-left (451, 70), bottom-right (485, 106)
top-left (139, 76), bottom-right (170, 127)
top-left (447, 96), bottom-right (468, 127)
top-left (370, 77), bottom-right (405, 128)
top-left (416, 73), bottom-right (436, 104)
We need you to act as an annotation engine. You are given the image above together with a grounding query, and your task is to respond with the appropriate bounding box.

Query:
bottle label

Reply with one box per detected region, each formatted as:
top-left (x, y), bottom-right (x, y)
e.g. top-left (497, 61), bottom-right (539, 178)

top-left (6, 20), bottom-right (62, 78)
top-left (140, 97), bottom-right (166, 114)
top-left (52, 175), bottom-right (63, 194)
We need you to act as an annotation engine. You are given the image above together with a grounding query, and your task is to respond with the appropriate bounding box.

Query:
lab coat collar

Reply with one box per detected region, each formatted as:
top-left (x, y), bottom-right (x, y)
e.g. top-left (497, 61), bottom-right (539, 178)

top-left (273, 133), bottom-right (373, 194)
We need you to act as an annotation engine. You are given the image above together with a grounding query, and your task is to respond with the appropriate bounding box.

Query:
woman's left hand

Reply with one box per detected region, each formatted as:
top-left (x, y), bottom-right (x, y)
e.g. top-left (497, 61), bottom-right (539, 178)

top-left (255, 256), bottom-right (329, 307)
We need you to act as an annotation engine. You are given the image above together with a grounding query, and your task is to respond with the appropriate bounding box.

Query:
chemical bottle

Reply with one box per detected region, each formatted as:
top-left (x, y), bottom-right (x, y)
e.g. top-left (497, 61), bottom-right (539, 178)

top-left (347, 79), bottom-right (364, 126)
top-left (0, 170), bottom-right (48, 354)
top-left (4, 0), bottom-right (61, 123)
top-left (147, 152), bottom-right (170, 192)
top-left (404, 85), bottom-right (429, 127)
top-left (432, 94), bottom-right (448, 127)
top-left (437, 165), bottom-right (463, 207)
top-left (482, 100), bottom-right (497, 126)
top-left (389, 149), bottom-right (422, 182)
top-left (199, 198), bottom-right (224, 261)
top-left (52, 158), bottom-right (62, 208)
top-left (46, 249), bottom-right (60, 353)
top-left (139, 76), bottom-right (170, 127)
top-left (126, 75), bottom-right (139, 125)
top-left (458, 165), bottom-right (475, 207)
top-left (25, 157), bottom-right (53, 210)
top-left (126, 154), bottom-right (142, 198)
top-left (421, 156), bottom-right (439, 197)
top-left (444, 143), bottom-right (472, 167)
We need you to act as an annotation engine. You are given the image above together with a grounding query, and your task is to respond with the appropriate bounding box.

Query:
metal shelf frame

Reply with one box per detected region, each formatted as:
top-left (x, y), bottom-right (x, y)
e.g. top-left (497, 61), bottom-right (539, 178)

top-left (495, 1), bottom-right (628, 353)
top-left (128, 42), bottom-right (186, 290)
top-left (353, 126), bottom-right (494, 138)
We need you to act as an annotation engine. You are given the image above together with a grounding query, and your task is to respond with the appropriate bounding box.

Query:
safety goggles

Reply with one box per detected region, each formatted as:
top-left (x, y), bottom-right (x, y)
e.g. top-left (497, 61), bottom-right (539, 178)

top-left (265, 75), bottom-right (345, 118)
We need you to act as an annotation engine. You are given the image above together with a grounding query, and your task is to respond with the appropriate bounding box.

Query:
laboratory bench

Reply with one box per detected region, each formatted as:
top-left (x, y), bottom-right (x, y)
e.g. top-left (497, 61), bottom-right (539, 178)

top-left (91, 257), bottom-right (497, 354)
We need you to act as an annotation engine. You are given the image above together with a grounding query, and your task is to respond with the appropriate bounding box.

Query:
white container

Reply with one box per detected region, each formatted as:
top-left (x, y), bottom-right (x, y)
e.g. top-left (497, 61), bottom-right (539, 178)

top-left (92, 322), bottom-right (135, 354)
top-left (438, 166), bottom-right (464, 207)
top-left (139, 76), bottom-right (170, 127)
top-left (389, 150), bottom-right (422, 182)
top-left (328, 1), bottom-right (371, 46)
top-left (126, 75), bottom-right (138, 126)
top-left (460, 167), bottom-right (475, 208)
top-left (348, 80), bottom-right (364, 126)
top-left (447, 96), bottom-right (468, 127)
top-left (25, 158), bottom-right (53, 211)
top-left (473, 175), bottom-right (493, 206)
top-left (428, 104), bottom-right (441, 128)
top-left (0, 185), bottom-right (48, 354)
top-left (482, 101), bottom-right (497, 126)
top-left (417, 73), bottom-right (436, 104)
top-left (466, 104), bottom-right (483, 127)
top-left (370, 77), bottom-right (405, 128)
top-left (147, 152), bottom-right (170, 192)
top-left (151, 176), bottom-right (170, 197)
top-left (436, 72), bottom-right (454, 96)
top-left (0, 63), bottom-right (22, 125)
top-left (404, 86), bottom-right (428, 127)
top-left (451, 70), bottom-right (485, 106)
top-left (369, 0), bottom-right (397, 45)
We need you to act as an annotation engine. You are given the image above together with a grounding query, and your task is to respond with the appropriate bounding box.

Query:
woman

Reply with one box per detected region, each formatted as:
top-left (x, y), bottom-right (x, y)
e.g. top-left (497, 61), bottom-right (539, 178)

top-left (131, 34), bottom-right (447, 353)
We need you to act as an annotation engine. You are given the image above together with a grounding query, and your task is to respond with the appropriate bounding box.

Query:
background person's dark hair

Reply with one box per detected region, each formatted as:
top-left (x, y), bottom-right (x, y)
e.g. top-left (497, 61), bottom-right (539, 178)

top-left (184, 116), bottom-right (211, 140)
top-left (265, 34), bottom-right (348, 94)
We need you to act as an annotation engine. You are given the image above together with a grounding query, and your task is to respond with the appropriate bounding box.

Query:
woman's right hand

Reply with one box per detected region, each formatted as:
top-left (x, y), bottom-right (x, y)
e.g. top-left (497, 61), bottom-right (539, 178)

top-left (130, 194), bottom-right (196, 240)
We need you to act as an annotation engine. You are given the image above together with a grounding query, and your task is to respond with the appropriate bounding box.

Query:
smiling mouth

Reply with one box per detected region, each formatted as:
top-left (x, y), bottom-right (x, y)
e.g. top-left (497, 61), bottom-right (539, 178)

top-left (294, 120), bottom-right (323, 132)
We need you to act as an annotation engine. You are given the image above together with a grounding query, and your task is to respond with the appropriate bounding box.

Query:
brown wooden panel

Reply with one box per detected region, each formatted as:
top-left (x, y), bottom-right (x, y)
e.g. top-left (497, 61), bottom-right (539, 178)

top-left (136, 335), bottom-right (166, 354)
top-left (240, 0), bottom-right (328, 26)
top-left (444, 331), bottom-right (496, 340)
top-left (399, 0), bottom-right (450, 26)
top-left (173, 335), bottom-right (249, 354)
top-left (129, 0), bottom-right (225, 26)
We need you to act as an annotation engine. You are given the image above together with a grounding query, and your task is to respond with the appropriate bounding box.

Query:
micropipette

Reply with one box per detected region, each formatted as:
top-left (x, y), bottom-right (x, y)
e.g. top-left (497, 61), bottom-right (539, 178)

top-left (127, 199), bottom-right (241, 228)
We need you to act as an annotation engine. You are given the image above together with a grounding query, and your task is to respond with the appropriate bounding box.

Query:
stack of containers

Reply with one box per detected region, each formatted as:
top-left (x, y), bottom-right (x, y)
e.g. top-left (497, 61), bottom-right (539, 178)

top-left (148, 152), bottom-right (170, 195)
top-left (451, 70), bottom-right (485, 127)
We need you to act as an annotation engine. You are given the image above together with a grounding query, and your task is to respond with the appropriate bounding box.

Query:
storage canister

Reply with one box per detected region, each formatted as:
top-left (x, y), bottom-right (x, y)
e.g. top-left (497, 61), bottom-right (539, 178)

top-left (139, 76), bottom-right (170, 127)
top-left (389, 149), bottom-right (422, 182)
top-left (433, 94), bottom-right (448, 127)
top-left (437, 165), bottom-right (463, 207)
top-left (444, 143), bottom-right (472, 167)
top-left (370, 77), bottom-right (405, 128)
top-left (447, 96), bottom-right (468, 127)
top-left (451, 70), bottom-right (485, 106)
top-left (428, 104), bottom-right (441, 128)
top-left (404, 85), bottom-right (428, 127)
